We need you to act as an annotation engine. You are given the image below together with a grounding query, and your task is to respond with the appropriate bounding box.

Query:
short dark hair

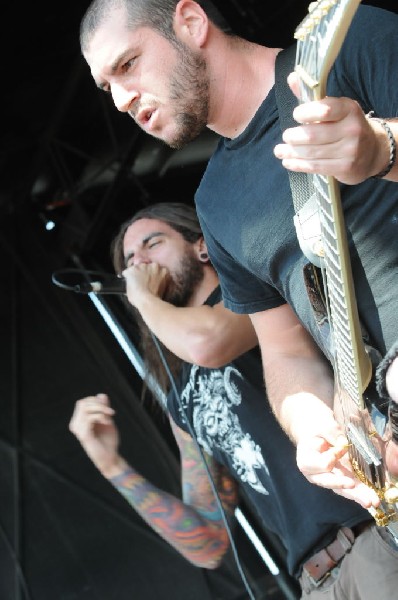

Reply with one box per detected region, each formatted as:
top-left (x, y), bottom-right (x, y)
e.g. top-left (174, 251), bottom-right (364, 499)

top-left (80, 0), bottom-right (231, 53)
top-left (111, 201), bottom-right (203, 274)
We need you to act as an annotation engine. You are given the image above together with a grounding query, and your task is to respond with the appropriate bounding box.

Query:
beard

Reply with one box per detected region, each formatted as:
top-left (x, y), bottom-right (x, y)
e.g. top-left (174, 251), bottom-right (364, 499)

top-left (164, 252), bottom-right (205, 307)
top-left (166, 41), bottom-right (210, 149)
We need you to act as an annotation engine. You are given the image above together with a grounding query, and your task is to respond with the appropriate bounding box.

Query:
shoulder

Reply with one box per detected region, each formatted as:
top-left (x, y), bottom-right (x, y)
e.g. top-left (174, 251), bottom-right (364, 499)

top-left (346, 4), bottom-right (398, 47)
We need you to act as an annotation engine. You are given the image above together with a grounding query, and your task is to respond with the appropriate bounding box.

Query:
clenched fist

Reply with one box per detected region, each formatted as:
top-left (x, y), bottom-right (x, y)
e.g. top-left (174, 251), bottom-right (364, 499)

top-left (69, 393), bottom-right (127, 478)
top-left (123, 262), bottom-right (170, 308)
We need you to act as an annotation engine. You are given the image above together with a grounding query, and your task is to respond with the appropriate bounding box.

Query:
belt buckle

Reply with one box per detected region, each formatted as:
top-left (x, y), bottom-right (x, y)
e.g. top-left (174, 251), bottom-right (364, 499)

top-left (303, 564), bottom-right (342, 593)
top-left (303, 566), bottom-right (331, 589)
top-left (301, 526), bottom-right (355, 592)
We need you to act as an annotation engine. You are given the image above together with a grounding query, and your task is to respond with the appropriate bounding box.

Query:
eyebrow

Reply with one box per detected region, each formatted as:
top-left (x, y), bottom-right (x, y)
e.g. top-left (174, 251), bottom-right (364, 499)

top-left (95, 49), bottom-right (135, 91)
top-left (124, 231), bottom-right (166, 265)
top-left (110, 49), bottom-right (133, 73)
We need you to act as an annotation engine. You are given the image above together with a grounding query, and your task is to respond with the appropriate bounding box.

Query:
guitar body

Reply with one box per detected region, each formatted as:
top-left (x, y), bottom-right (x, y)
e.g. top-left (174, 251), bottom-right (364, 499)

top-left (293, 0), bottom-right (398, 536)
top-left (335, 373), bottom-right (397, 526)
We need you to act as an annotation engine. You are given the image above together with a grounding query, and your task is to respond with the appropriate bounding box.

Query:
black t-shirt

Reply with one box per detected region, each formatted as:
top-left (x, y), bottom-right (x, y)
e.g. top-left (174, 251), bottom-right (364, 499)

top-left (195, 5), bottom-right (398, 358)
top-left (167, 287), bottom-right (368, 578)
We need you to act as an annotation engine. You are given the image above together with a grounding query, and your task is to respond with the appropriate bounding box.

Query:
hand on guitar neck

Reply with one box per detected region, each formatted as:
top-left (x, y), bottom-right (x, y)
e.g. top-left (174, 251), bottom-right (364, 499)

top-left (273, 72), bottom-right (398, 184)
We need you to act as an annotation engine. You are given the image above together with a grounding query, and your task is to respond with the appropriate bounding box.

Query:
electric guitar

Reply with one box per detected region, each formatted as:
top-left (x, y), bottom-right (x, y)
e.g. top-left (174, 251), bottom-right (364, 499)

top-left (293, 0), bottom-right (398, 535)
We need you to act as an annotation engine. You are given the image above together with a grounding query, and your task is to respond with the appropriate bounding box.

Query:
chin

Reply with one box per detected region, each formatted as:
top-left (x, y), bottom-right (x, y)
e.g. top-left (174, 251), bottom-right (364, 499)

top-left (163, 122), bottom-right (203, 150)
top-left (168, 131), bottom-right (201, 150)
top-left (147, 128), bottom-right (179, 149)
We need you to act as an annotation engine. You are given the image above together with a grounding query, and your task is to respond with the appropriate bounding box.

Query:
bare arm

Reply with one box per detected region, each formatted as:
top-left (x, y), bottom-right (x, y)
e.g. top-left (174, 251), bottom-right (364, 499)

top-left (123, 263), bottom-right (258, 367)
top-left (250, 303), bottom-right (379, 508)
top-left (69, 394), bottom-right (238, 568)
top-left (250, 304), bottom-right (336, 440)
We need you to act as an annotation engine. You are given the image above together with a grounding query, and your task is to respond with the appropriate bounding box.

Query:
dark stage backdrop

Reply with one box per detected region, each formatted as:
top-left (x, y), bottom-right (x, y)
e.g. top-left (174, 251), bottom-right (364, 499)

top-left (0, 212), bottom-right (271, 600)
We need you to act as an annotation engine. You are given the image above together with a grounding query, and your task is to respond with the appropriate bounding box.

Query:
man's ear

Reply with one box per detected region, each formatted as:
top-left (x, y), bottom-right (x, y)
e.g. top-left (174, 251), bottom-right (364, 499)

top-left (195, 236), bottom-right (209, 263)
top-left (173, 0), bottom-right (209, 48)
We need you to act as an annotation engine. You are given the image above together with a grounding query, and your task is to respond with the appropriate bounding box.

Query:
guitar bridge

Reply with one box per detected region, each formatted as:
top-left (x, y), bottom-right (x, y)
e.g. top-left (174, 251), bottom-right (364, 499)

top-left (347, 423), bottom-right (398, 527)
top-left (347, 422), bottom-right (385, 491)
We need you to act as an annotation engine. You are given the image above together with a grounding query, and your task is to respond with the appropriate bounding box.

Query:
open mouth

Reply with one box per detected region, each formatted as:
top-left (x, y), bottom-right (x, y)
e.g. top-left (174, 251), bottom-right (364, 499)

top-left (137, 107), bottom-right (157, 129)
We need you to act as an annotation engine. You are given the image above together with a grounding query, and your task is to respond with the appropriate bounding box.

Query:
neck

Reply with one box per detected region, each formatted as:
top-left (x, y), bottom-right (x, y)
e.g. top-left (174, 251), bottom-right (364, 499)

top-left (205, 32), bottom-right (281, 138)
top-left (187, 266), bottom-right (219, 307)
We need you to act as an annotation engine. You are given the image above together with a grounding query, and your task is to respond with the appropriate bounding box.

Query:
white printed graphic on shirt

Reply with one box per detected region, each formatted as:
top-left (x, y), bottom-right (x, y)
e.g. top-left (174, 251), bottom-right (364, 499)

top-left (180, 365), bottom-right (269, 495)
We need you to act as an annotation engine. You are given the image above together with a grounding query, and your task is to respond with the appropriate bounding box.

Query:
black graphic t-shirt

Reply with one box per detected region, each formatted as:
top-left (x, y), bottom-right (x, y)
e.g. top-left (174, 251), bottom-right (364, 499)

top-left (167, 287), bottom-right (368, 578)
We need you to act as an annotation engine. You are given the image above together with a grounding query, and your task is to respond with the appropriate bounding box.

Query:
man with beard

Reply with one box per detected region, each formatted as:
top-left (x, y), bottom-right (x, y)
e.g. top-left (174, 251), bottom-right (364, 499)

top-left (69, 202), bottom-right (391, 598)
top-left (78, 0), bottom-right (398, 513)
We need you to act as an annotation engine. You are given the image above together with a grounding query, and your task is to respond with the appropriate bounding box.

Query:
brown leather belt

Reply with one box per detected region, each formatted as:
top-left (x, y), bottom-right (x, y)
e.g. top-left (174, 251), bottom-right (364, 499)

top-left (301, 522), bottom-right (371, 590)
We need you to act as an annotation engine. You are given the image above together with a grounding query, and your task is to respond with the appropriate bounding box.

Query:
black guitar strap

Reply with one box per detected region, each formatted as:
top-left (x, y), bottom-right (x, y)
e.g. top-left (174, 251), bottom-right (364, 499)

top-left (275, 46), bottom-right (322, 267)
top-left (275, 44), bottom-right (314, 214)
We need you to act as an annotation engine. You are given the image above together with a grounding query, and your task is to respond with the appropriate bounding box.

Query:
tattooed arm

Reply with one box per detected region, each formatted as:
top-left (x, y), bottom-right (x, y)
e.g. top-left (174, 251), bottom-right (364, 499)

top-left (69, 393), bottom-right (239, 568)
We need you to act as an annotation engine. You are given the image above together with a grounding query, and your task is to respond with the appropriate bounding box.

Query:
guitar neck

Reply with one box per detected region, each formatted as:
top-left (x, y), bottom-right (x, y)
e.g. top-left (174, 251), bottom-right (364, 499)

top-left (295, 0), bottom-right (362, 100)
top-left (313, 172), bottom-right (372, 404)
top-left (294, 0), bottom-right (372, 406)
top-left (292, 0), bottom-right (398, 534)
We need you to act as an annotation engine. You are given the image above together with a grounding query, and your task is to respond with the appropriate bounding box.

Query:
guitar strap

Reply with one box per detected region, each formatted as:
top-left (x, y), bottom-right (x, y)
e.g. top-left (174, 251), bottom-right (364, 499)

top-left (275, 46), bottom-right (323, 267)
top-left (275, 44), bottom-right (308, 213)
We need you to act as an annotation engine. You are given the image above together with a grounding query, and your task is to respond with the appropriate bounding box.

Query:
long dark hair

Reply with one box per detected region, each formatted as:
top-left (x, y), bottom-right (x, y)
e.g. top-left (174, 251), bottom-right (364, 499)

top-left (111, 202), bottom-right (203, 402)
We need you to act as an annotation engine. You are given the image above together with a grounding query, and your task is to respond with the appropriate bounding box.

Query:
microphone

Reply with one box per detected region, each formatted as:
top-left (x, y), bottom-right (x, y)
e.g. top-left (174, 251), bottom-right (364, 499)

top-left (52, 269), bottom-right (127, 295)
top-left (74, 276), bottom-right (126, 295)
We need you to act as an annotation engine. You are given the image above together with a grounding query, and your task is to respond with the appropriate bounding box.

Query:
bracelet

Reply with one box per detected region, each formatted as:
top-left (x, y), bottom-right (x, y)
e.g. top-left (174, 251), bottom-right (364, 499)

top-left (366, 112), bottom-right (396, 179)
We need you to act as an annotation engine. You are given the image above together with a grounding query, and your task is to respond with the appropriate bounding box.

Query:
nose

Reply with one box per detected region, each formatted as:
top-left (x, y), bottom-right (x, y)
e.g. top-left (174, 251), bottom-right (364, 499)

top-left (111, 83), bottom-right (139, 113)
top-left (131, 250), bottom-right (151, 266)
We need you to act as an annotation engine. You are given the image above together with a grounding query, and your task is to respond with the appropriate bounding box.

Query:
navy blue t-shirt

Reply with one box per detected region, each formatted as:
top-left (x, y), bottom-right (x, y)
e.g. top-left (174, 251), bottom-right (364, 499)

top-left (195, 5), bottom-right (398, 358)
top-left (167, 288), bottom-right (368, 578)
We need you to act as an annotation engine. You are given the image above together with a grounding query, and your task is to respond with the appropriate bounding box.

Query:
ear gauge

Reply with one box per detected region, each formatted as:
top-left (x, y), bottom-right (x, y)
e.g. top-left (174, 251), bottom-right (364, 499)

top-left (199, 252), bottom-right (209, 262)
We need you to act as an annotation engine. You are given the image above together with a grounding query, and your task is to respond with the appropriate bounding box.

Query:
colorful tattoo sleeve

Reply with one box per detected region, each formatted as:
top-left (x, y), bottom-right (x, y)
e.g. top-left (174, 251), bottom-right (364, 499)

top-left (109, 423), bottom-right (238, 568)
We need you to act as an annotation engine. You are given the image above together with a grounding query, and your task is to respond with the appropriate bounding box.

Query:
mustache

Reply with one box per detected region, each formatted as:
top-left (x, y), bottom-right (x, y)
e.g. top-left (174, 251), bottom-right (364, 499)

top-left (128, 100), bottom-right (158, 121)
